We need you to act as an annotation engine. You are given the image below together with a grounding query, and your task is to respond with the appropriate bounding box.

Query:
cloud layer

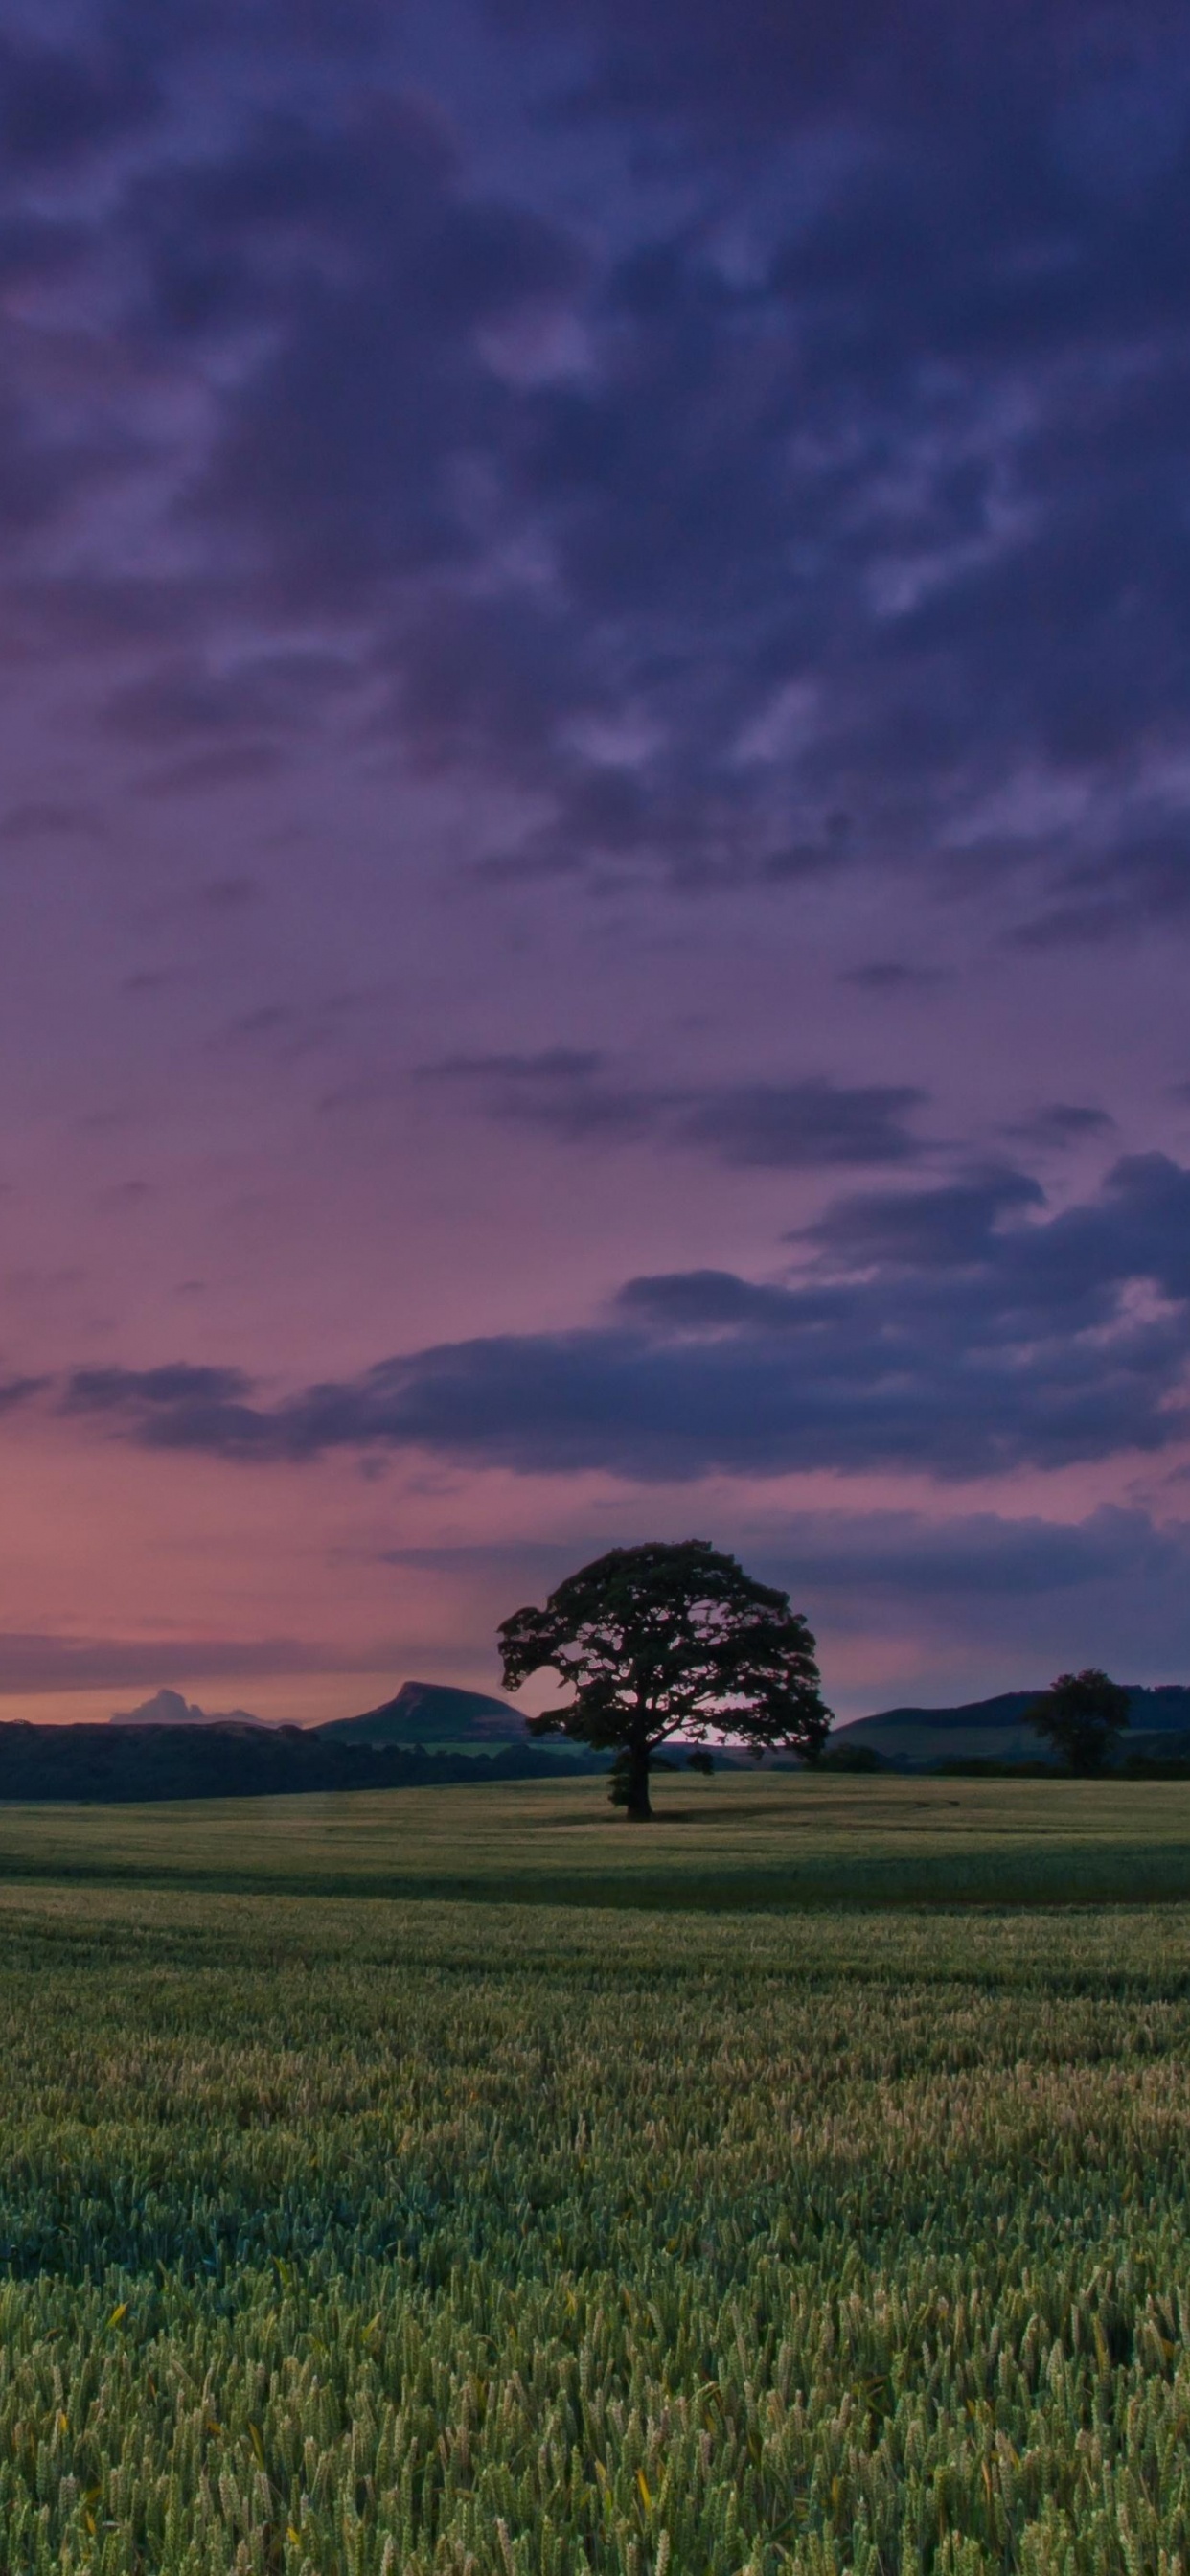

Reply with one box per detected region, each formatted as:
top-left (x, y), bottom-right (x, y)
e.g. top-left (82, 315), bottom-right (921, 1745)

top-left (60, 1153), bottom-right (1190, 1480)
top-left (0, 1633), bottom-right (350, 1695)
top-left (420, 1056), bottom-right (928, 1164)
top-left (2, 0), bottom-right (1190, 920)
top-left (2, 3), bottom-right (1190, 1716)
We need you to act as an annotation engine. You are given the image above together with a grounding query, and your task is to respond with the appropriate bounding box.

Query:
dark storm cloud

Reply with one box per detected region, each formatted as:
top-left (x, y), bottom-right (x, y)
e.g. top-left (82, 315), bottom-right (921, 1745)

top-left (420, 1053), bottom-right (927, 1164)
top-left (0, 1373), bottom-right (45, 1414)
top-left (677, 1081), bottom-right (925, 1170)
top-left (795, 1167), bottom-right (1046, 1270)
top-left (457, 0), bottom-right (1190, 892)
top-left (63, 1363), bottom-right (264, 1455)
top-left (102, 649), bottom-right (356, 795)
top-left (171, 107), bottom-right (584, 608)
top-left (0, 31), bottom-right (156, 168)
top-left (772, 1506), bottom-right (1190, 1609)
top-left (103, 653), bottom-right (355, 747)
top-left (0, 2), bottom-right (1188, 921)
top-left (378, 1507), bottom-right (1188, 1608)
top-left (1004, 1102), bottom-right (1115, 1151)
top-left (421, 1048), bottom-right (655, 1142)
top-left (363, 1506), bottom-right (1190, 1686)
top-left (1009, 818), bottom-right (1190, 947)
top-left (761, 1504), bottom-right (1190, 1676)
top-left (60, 1154), bottom-right (1190, 1480)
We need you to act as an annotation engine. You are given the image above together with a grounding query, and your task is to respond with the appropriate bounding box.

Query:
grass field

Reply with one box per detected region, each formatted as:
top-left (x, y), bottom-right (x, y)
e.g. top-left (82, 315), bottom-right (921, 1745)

top-left (1, 1776), bottom-right (1190, 2572)
top-left (1, 1767), bottom-right (1190, 1906)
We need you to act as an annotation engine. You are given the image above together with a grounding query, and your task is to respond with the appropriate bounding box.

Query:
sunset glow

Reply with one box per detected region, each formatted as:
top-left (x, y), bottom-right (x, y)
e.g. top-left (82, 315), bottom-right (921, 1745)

top-left (2, 0), bottom-right (1189, 1720)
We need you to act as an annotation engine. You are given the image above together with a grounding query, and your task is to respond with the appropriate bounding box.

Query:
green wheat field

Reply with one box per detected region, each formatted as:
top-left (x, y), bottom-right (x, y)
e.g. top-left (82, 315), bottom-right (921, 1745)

top-left (3, 1772), bottom-right (1190, 2575)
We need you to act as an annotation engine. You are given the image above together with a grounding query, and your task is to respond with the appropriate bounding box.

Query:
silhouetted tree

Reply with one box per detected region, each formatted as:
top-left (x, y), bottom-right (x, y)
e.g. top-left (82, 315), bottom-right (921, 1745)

top-left (497, 1540), bottom-right (832, 1820)
top-left (1025, 1668), bottom-right (1131, 1774)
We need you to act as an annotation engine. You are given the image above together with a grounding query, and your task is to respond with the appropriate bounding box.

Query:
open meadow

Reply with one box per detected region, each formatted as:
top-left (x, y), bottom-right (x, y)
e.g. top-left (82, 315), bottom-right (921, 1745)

top-left (2, 1768), bottom-right (1190, 1907)
top-left (1, 1774), bottom-right (1190, 2574)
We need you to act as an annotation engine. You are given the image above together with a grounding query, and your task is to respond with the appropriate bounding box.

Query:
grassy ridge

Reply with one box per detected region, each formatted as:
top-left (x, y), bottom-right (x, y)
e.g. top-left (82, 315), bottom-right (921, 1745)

top-left (0, 1770), bottom-right (1186, 1906)
top-left (0, 1787), bottom-right (1189, 2567)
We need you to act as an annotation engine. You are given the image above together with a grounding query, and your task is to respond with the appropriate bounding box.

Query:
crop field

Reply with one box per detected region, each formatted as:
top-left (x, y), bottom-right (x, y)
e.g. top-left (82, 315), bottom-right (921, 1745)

top-left (0, 1779), bottom-right (1189, 2574)
top-left (2, 1768), bottom-right (1190, 1908)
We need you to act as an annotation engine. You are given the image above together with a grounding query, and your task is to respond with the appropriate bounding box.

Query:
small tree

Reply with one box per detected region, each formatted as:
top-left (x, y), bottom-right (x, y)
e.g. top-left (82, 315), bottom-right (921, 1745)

top-left (497, 1539), bottom-right (832, 1821)
top-left (1025, 1668), bottom-right (1131, 1775)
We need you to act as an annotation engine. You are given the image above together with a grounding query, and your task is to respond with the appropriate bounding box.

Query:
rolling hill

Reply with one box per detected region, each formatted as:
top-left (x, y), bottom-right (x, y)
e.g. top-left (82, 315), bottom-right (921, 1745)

top-left (313, 1678), bottom-right (587, 1755)
top-left (835, 1684), bottom-right (1190, 1768)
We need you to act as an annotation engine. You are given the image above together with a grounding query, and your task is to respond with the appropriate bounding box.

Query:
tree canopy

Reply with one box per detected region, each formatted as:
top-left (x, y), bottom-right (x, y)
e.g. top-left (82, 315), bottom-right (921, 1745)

top-left (1024, 1668), bottom-right (1131, 1775)
top-left (497, 1539), bottom-right (832, 1819)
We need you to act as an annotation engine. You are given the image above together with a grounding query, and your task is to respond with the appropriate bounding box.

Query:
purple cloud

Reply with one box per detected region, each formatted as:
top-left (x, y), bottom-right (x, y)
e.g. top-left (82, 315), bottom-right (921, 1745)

top-left (59, 1154), bottom-right (1190, 1480)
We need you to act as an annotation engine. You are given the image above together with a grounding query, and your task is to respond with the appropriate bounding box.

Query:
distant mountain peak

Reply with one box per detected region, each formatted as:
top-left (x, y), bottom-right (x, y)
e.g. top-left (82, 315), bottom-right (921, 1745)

top-left (315, 1677), bottom-right (527, 1749)
top-left (392, 1678), bottom-right (517, 1720)
top-left (108, 1687), bottom-right (266, 1728)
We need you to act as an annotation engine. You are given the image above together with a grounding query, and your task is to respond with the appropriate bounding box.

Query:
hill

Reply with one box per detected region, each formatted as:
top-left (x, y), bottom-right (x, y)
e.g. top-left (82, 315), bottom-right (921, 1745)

top-left (836, 1684), bottom-right (1190, 1768)
top-left (315, 1678), bottom-right (561, 1752)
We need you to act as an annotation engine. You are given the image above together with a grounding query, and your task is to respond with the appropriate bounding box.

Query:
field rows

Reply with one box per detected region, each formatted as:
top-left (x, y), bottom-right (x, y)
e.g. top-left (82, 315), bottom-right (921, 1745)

top-left (0, 1876), bottom-right (1187, 2572)
top-left (0, 1773), bottom-right (1188, 1908)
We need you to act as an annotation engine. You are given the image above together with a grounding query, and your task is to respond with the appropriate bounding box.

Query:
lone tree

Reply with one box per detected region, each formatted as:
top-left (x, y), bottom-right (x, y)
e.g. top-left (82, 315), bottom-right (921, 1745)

top-left (497, 1540), bottom-right (832, 1821)
top-left (1025, 1668), bottom-right (1131, 1775)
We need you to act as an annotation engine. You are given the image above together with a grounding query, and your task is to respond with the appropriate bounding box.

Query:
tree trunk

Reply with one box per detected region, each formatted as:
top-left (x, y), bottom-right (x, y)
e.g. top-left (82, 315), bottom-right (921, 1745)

top-left (625, 1734), bottom-right (652, 1822)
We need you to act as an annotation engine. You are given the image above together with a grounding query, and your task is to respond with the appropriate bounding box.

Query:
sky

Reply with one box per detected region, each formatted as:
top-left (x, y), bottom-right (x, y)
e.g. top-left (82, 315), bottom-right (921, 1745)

top-left (2, 0), bottom-right (1190, 1725)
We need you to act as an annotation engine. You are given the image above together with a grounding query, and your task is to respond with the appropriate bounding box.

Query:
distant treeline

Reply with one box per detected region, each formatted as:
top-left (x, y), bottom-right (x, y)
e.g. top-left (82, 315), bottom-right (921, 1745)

top-left (0, 1723), bottom-right (606, 1804)
top-left (934, 1749), bottom-right (1190, 1780)
top-left (821, 1736), bottom-right (1190, 1779)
